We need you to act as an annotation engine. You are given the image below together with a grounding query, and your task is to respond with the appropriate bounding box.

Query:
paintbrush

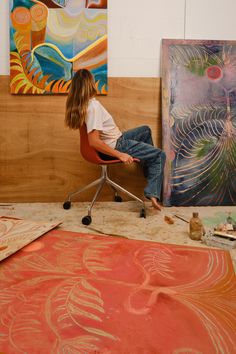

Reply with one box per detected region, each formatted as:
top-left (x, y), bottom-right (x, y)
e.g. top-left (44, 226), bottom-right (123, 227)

top-left (174, 214), bottom-right (189, 223)
top-left (213, 231), bottom-right (236, 240)
top-left (86, 226), bottom-right (128, 239)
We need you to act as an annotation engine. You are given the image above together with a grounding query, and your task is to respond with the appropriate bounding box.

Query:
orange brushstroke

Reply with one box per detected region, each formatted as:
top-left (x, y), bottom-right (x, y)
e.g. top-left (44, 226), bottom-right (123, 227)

top-left (30, 4), bottom-right (48, 47)
top-left (11, 7), bottom-right (32, 53)
top-left (73, 36), bottom-right (107, 72)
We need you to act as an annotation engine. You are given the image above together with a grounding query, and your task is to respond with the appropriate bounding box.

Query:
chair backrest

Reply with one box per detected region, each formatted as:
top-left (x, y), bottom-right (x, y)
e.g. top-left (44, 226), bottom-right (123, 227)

top-left (79, 123), bottom-right (120, 165)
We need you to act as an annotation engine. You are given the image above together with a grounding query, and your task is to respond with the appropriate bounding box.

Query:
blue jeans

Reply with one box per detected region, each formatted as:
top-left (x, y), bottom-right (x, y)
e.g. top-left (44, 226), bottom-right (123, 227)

top-left (115, 125), bottom-right (166, 200)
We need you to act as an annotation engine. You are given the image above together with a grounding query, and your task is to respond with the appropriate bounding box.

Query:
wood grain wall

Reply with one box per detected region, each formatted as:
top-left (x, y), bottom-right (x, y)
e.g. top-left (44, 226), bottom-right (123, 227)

top-left (0, 76), bottom-right (161, 202)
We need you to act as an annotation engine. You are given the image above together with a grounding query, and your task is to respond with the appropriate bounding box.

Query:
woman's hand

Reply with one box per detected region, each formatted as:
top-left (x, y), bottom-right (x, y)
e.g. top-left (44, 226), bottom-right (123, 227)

top-left (117, 152), bottom-right (134, 164)
top-left (88, 130), bottom-right (136, 164)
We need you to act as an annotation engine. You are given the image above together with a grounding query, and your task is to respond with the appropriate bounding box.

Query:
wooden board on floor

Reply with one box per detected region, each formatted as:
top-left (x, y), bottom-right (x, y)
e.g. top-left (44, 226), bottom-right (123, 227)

top-left (0, 76), bottom-right (161, 202)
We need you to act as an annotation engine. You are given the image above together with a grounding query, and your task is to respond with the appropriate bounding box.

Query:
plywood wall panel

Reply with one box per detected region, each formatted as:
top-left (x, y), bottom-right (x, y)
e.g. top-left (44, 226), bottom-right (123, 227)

top-left (0, 76), bottom-right (161, 202)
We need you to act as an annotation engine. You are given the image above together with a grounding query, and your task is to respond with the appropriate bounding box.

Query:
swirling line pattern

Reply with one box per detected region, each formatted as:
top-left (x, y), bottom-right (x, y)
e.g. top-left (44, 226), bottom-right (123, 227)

top-left (162, 40), bottom-right (236, 206)
top-left (0, 230), bottom-right (236, 353)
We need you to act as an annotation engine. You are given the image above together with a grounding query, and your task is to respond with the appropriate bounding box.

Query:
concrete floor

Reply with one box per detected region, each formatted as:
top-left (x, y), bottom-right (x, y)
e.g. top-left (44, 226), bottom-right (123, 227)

top-left (1, 201), bottom-right (236, 271)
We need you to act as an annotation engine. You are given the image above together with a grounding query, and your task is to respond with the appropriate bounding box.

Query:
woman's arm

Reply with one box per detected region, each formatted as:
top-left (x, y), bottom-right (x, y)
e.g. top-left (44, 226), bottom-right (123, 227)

top-left (88, 130), bottom-right (134, 164)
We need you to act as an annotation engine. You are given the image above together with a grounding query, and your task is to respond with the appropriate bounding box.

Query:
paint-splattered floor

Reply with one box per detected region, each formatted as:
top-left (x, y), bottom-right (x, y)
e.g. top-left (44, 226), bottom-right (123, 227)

top-left (1, 202), bottom-right (236, 271)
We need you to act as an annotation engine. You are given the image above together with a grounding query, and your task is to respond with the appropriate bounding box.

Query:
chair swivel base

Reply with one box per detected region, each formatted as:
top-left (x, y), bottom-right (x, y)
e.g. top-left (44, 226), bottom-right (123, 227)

top-left (80, 207), bottom-right (146, 226)
top-left (63, 201), bottom-right (71, 210)
top-left (63, 165), bottom-right (146, 225)
top-left (63, 197), bottom-right (146, 226)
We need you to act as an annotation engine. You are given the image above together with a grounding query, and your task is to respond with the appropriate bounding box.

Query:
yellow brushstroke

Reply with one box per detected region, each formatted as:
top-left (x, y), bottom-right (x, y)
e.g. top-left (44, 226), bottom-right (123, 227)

top-left (46, 10), bottom-right (106, 43)
top-left (30, 34), bottom-right (107, 63)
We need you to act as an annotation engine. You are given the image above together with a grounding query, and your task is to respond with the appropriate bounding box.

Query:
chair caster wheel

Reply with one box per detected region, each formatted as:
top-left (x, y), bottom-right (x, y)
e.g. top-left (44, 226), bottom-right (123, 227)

top-left (63, 201), bottom-right (71, 210)
top-left (140, 208), bottom-right (146, 218)
top-left (114, 195), bottom-right (122, 202)
top-left (82, 215), bottom-right (92, 225)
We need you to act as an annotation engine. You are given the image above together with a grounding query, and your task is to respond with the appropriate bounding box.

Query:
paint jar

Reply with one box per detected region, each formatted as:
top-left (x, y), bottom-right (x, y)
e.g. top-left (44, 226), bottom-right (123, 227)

top-left (189, 212), bottom-right (205, 241)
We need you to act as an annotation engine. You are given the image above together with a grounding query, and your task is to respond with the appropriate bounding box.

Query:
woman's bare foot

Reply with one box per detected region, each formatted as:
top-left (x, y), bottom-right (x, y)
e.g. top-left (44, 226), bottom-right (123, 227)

top-left (150, 197), bottom-right (162, 211)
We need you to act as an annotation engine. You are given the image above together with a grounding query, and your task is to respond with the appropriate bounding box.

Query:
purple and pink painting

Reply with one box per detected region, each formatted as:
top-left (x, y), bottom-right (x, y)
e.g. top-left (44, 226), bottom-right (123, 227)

top-left (162, 39), bottom-right (236, 206)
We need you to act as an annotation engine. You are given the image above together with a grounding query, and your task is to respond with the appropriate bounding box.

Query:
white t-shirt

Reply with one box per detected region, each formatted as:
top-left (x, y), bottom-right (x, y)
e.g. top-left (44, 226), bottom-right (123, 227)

top-left (86, 98), bottom-right (122, 148)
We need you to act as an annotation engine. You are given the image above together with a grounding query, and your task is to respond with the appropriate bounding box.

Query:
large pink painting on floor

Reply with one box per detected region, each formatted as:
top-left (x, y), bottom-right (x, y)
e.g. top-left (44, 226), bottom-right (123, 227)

top-left (162, 39), bottom-right (236, 206)
top-left (1, 230), bottom-right (236, 353)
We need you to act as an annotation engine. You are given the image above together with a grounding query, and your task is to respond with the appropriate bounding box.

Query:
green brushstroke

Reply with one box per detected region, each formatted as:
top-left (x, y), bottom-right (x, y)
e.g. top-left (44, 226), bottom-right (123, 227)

top-left (202, 212), bottom-right (236, 227)
top-left (187, 57), bottom-right (219, 76)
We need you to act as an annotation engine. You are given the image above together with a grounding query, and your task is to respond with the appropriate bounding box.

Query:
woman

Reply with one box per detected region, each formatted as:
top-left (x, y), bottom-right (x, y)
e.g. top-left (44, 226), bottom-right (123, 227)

top-left (65, 69), bottom-right (166, 210)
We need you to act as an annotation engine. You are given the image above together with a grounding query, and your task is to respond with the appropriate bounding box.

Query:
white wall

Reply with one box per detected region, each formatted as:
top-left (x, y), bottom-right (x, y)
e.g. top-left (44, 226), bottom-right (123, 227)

top-left (185, 0), bottom-right (236, 40)
top-left (108, 0), bottom-right (185, 77)
top-left (1, 0), bottom-right (236, 76)
top-left (0, 1), bottom-right (10, 75)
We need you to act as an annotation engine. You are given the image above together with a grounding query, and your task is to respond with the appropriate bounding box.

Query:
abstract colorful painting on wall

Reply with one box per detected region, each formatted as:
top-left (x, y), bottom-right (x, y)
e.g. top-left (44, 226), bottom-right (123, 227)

top-left (10, 0), bottom-right (107, 94)
top-left (162, 39), bottom-right (236, 206)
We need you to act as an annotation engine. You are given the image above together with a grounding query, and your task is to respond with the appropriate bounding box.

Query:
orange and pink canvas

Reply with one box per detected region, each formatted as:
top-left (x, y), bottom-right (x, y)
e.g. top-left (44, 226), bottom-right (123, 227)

top-left (0, 229), bottom-right (235, 353)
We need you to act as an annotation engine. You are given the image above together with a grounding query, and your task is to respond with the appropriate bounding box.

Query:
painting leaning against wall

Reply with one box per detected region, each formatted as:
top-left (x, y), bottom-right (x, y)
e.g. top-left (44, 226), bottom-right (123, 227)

top-left (9, 0), bottom-right (107, 94)
top-left (162, 39), bottom-right (236, 206)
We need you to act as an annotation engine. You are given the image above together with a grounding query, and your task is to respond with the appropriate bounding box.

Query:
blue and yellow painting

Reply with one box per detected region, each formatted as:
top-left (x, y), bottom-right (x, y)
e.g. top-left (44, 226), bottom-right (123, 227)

top-left (162, 39), bottom-right (236, 206)
top-left (10, 0), bottom-right (107, 94)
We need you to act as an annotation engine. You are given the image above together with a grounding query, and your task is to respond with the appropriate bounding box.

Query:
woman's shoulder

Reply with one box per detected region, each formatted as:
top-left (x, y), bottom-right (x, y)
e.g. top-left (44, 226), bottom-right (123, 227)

top-left (87, 98), bottom-right (103, 119)
top-left (88, 97), bottom-right (99, 107)
top-left (89, 97), bottom-right (99, 104)
top-left (88, 97), bottom-right (103, 111)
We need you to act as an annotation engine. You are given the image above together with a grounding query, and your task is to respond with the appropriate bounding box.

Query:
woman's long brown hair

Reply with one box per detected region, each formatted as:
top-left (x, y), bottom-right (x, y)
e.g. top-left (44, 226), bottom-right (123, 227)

top-left (65, 69), bottom-right (97, 129)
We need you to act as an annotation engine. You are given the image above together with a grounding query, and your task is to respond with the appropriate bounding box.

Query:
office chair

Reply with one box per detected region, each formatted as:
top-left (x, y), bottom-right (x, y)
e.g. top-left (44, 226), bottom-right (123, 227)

top-left (63, 123), bottom-right (146, 225)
